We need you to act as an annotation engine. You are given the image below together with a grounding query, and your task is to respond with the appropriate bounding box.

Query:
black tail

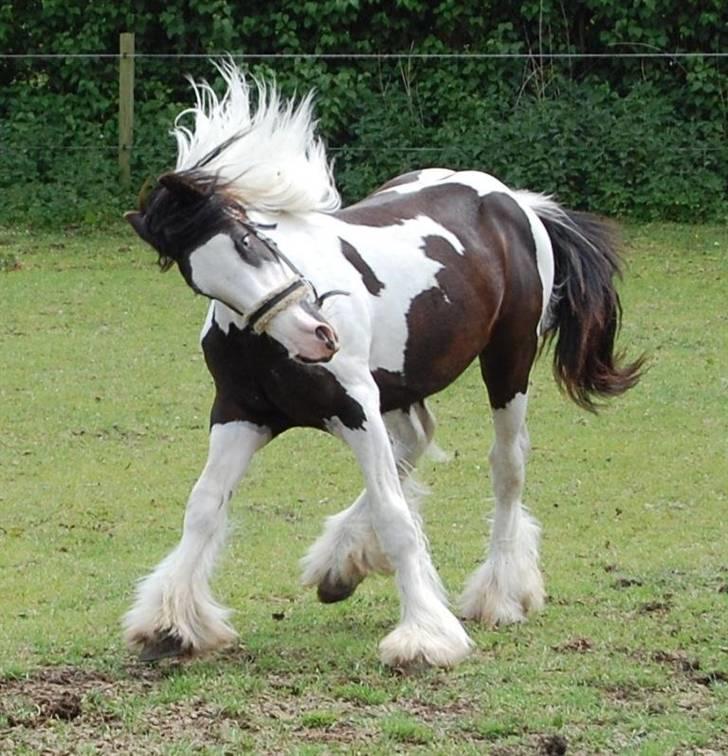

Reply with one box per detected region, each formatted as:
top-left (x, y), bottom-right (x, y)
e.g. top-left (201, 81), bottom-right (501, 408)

top-left (534, 204), bottom-right (644, 411)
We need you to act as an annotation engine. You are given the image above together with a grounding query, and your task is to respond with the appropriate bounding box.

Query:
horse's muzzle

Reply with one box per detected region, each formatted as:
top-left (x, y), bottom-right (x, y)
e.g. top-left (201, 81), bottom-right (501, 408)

top-left (297, 321), bottom-right (339, 363)
top-left (265, 296), bottom-right (340, 364)
top-left (315, 324), bottom-right (338, 355)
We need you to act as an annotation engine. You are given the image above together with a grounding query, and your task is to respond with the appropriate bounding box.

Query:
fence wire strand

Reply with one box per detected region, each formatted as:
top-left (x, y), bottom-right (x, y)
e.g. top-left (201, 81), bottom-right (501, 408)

top-left (1, 51), bottom-right (728, 60)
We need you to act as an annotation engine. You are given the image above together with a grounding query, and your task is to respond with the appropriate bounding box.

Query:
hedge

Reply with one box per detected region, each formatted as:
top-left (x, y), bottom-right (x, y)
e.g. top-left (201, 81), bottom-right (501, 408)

top-left (1, 0), bottom-right (726, 226)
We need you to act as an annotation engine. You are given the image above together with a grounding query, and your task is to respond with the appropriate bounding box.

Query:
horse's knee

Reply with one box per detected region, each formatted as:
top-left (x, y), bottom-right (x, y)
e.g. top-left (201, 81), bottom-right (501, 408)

top-left (183, 486), bottom-right (227, 540)
top-left (184, 505), bottom-right (221, 540)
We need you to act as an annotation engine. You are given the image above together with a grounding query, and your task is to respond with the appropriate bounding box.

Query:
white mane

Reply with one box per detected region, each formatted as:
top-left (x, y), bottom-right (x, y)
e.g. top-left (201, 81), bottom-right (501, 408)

top-left (173, 60), bottom-right (341, 214)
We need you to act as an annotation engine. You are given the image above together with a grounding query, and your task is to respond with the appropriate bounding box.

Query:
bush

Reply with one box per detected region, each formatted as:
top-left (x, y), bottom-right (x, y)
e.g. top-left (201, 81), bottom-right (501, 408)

top-left (1, 1), bottom-right (726, 226)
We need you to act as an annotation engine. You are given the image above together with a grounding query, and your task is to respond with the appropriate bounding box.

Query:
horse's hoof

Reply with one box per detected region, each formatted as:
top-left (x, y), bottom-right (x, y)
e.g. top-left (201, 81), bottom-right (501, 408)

top-left (317, 572), bottom-right (363, 604)
top-left (137, 631), bottom-right (189, 663)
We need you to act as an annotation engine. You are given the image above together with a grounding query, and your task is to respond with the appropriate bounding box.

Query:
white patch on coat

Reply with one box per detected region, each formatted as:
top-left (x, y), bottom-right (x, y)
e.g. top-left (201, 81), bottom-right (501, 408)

top-left (199, 300), bottom-right (248, 342)
top-left (510, 191), bottom-right (558, 334)
top-left (324, 215), bottom-right (464, 374)
top-left (200, 301), bottom-right (216, 343)
top-left (206, 301), bottom-right (245, 337)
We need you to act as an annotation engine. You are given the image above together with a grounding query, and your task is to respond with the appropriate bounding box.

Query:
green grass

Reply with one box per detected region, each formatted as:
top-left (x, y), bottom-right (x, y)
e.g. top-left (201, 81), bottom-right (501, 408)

top-left (0, 222), bottom-right (726, 754)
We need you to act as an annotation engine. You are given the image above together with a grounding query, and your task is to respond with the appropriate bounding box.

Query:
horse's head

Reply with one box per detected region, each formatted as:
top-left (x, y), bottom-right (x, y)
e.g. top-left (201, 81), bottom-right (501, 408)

top-left (125, 171), bottom-right (339, 363)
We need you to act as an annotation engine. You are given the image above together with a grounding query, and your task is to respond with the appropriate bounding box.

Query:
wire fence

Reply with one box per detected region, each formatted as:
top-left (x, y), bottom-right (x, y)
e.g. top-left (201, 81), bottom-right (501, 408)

top-left (2, 51), bottom-right (728, 60)
top-left (6, 143), bottom-right (726, 156)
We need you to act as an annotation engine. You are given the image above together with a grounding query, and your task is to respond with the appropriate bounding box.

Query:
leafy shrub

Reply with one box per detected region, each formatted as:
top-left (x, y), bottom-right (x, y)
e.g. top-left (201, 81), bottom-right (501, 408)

top-left (1, 0), bottom-right (725, 226)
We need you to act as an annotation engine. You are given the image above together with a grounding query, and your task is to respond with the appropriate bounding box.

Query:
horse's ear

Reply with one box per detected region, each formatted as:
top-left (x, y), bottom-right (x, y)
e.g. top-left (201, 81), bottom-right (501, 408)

top-left (158, 172), bottom-right (207, 204)
top-left (124, 211), bottom-right (154, 246)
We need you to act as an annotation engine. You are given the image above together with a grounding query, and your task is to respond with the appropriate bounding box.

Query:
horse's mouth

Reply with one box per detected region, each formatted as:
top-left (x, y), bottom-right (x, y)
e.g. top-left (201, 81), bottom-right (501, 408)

top-left (296, 350), bottom-right (337, 365)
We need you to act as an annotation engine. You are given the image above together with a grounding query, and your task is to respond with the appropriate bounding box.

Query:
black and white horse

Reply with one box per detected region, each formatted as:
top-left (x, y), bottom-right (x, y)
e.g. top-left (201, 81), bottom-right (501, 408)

top-left (124, 62), bottom-right (642, 667)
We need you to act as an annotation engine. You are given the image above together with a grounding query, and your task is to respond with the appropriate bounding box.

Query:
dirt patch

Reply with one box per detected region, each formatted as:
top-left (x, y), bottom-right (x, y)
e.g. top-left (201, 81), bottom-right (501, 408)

top-left (1, 667), bottom-right (116, 726)
top-left (394, 695), bottom-right (477, 722)
top-left (651, 649), bottom-right (701, 673)
top-left (0, 664), bottom-right (230, 754)
top-left (638, 600), bottom-right (671, 614)
top-left (294, 719), bottom-right (377, 746)
top-left (552, 637), bottom-right (593, 653)
top-left (600, 681), bottom-right (644, 703)
top-left (539, 733), bottom-right (568, 755)
top-left (649, 649), bottom-right (727, 687)
top-left (612, 576), bottom-right (644, 589)
top-left (487, 734), bottom-right (569, 756)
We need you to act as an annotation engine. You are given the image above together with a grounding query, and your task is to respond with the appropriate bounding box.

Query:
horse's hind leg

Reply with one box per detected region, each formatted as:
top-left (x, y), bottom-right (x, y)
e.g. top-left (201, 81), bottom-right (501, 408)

top-left (460, 336), bottom-right (545, 626)
top-left (301, 401), bottom-right (437, 603)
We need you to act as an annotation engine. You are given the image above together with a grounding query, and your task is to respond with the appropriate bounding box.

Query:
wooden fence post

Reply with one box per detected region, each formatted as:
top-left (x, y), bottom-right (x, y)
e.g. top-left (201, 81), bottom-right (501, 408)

top-left (118, 32), bottom-right (135, 187)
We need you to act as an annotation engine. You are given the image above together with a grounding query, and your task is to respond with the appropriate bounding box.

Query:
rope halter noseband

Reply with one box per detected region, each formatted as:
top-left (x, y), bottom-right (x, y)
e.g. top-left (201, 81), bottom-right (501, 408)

top-left (245, 277), bottom-right (310, 334)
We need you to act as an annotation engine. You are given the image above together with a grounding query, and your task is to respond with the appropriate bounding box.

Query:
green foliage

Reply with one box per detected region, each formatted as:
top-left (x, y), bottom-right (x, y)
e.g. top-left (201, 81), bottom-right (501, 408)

top-left (1, 1), bottom-right (726, 226)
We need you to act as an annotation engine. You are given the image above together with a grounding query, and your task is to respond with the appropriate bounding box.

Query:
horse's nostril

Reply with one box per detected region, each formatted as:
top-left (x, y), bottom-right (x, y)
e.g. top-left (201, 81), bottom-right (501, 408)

top-left (315, 325), bottom-right (337, 351)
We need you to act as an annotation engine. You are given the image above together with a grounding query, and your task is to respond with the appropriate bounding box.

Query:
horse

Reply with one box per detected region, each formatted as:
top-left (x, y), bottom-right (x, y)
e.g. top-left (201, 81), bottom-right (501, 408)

top-left (123, 61), bottom-right (642, 668)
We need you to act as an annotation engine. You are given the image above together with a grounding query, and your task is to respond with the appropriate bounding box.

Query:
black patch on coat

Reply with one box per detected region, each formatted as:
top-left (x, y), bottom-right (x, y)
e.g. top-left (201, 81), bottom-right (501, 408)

top-left (475, 195), bottom-right (543, 409)
top-left (335, 182), bottom-right (482, 228)
top-left (340, 239), bottom-right (385, 296)
top-left (203, 317), bottom-right (366, 433)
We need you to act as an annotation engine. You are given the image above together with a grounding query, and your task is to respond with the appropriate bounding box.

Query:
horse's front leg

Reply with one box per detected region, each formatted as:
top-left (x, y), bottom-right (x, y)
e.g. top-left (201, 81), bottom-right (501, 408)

top-left (300, 404), bottom-right (435, 604)
top-left (331, 389), bottom-right (472, 668)
top-left (124, 419), bottom-right (270, 660)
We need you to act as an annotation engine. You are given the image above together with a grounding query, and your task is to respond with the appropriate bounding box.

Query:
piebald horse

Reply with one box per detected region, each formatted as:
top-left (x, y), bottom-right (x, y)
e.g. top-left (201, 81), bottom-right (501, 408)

top-left (124, 62), bottom-right (642, 667)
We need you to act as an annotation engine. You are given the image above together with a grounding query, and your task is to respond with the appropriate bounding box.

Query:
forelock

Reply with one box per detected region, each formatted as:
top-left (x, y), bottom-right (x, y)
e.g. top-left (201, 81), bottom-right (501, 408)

top-left (141, 172), bottom-right (234, 269)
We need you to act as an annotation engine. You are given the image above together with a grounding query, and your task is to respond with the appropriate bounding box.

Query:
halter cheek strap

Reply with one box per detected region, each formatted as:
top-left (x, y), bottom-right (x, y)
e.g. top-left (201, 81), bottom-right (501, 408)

top-left (245, 278), bottom-right (310, 334)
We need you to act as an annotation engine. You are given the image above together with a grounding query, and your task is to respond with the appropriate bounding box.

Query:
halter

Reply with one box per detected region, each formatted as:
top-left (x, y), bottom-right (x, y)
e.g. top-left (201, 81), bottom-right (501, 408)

top-left (234, 217), bottom-right (349, 335)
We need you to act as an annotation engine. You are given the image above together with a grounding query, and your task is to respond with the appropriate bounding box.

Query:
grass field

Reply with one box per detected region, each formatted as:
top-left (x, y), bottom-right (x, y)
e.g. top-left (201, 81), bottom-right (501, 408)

top-left (0, 222), bottom-right (726, 754)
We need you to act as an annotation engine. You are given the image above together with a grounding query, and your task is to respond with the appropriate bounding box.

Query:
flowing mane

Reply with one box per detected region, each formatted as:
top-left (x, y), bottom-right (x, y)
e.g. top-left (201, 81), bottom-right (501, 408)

top-left (172, 61), bottom-right (341, 214)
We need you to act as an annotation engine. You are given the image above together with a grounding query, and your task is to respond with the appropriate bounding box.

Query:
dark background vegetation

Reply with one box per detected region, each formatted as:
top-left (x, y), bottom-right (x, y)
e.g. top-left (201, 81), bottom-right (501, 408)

top-left (1, 0), bottom-right (726, 226)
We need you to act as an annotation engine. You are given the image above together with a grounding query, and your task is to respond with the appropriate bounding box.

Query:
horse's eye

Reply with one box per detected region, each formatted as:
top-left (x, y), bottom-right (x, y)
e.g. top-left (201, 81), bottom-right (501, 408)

top-left (235, 234), bottom-right (252, 256)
